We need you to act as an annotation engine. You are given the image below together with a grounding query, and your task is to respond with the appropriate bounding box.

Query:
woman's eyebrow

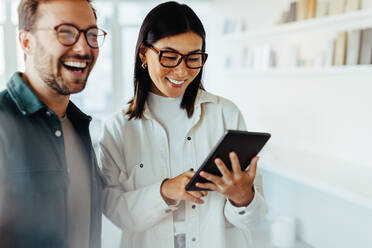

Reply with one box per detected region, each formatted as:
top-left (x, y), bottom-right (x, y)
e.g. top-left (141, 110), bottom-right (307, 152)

top-left (161, 46), bottom-right (202, 53)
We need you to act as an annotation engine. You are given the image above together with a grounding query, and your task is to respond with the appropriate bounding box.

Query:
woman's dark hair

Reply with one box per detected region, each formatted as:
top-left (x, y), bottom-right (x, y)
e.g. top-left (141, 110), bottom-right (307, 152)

top-left (125, 1), bottom-right (206, 119)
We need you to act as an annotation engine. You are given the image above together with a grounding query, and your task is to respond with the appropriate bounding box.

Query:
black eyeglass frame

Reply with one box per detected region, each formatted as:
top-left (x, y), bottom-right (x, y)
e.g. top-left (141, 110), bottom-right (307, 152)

top-left (29, 23), bottom-right (107, 49)
top-left (148, 45), bottom-right (208, 69)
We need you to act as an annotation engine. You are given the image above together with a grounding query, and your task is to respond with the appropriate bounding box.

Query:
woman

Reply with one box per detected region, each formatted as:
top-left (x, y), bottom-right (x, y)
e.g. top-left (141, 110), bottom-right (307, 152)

top-left (99, 2), bottom-right (267, 248)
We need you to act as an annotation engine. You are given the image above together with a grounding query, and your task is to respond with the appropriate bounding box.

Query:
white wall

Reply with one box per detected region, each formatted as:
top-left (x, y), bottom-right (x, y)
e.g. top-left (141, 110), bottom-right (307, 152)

top-left (203, 0), bottom-right (372, 247)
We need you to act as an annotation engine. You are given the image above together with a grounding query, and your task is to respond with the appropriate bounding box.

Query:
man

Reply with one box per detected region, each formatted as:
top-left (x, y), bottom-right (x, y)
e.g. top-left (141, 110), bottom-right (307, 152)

top-left (0, 0), bottom-right (106, 247)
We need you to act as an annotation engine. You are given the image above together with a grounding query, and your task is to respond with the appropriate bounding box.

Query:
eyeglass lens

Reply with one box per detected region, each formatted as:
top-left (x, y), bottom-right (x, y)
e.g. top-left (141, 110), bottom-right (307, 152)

top-left (56, 25), bottom-right (105, 48)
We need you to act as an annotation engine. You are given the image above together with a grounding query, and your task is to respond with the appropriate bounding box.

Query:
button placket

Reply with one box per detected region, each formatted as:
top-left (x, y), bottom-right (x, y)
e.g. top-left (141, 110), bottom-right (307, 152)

top-left (186, 201), bottom-right (200, 248)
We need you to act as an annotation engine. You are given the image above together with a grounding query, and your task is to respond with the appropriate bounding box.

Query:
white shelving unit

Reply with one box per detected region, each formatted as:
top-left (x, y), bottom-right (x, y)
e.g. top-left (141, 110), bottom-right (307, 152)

top-left (223, 65), bottom-right (372, 78)
top-left (208, 2), bottom-right (372, 247)
top-left (222, 9), bottom-right (372, 41)
top-left (218, 9), bottom-right (372, 75)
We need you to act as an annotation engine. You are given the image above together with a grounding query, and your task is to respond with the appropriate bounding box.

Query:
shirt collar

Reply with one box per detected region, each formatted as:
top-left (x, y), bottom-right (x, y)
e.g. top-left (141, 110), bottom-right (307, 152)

top-left (6, 72), bottom-right (46, 115)
top-left (6, 72), bottom-right (91, 122)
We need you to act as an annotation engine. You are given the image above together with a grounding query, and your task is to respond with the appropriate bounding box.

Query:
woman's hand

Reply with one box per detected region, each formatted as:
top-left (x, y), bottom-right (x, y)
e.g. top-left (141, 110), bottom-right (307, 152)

top-left (196, 152), bottom-right (258, 207)
top-left (160, 170), bottom-right (208, 205)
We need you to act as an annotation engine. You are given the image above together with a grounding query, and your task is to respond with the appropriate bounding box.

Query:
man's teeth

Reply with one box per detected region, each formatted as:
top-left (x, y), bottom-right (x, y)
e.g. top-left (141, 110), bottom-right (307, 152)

top-left (168, 78), bottom-right (184, 85)
top-left (63, 61), bottom-right (87, 69)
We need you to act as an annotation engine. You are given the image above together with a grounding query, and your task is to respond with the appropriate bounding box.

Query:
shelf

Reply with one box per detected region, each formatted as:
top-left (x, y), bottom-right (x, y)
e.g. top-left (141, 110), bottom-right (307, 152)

top-left (222, 9), bottom-right (372, 41)
top-left (222, 65), bottom-right (372, 78)
top-left (259, 146), bottom-right (372, 210)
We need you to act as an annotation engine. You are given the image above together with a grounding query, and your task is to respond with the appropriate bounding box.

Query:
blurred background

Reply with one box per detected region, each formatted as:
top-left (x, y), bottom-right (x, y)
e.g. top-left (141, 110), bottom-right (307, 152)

top-left (1, 0), bottom-right (372, 247)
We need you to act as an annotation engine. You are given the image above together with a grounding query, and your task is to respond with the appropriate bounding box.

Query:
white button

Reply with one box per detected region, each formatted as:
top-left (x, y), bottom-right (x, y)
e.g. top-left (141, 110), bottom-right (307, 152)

top-left (55, 130), bottom-right (62, 137)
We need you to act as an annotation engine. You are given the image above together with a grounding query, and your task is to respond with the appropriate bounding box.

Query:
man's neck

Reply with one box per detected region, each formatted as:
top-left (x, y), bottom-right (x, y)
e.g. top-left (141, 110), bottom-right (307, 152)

top-left (21, 72), bottom-right (70, 118)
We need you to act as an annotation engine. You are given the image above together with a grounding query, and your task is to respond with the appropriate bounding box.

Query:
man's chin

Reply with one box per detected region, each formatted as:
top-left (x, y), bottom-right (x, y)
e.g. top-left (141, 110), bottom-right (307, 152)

top-left (68, 82), bottom-right (87, 95)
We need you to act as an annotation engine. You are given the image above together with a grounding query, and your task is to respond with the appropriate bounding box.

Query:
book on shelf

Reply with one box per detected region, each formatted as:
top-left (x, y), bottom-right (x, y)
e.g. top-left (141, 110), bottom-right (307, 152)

top-left (358, 28), bottom-right (372, 65)
top-left (306, 0), bottom-right (317, 19)
top-left (316, 1), bottom-right (329, 17)
top-left (324, 39), bottom-right (335, 67)
top-left (280, 10), bottom-right (290, 23)
top-left (296, 0), bottom-right (317, 21)
top-left (344, 0), bottom-right (360, 12)
top-left (296, 0), bottom-right (308, 21)
top-left (288, 1), bottom-right (298, 22)
top-left (346, 30), bottom-right (361, 65)
top-left (328, 0), bottom-right (346, 15)
top-left (333, 31), bottom-right (347, 66)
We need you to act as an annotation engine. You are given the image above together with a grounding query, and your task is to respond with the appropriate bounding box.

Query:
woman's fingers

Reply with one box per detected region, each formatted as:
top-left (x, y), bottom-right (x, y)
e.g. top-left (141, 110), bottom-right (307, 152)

top-left (214, 158), bottom-right (232, 179)
top-left (196, 182), bottom-right (218, 192)
top-left (246, 156), bottom-right (259, 177)
top-left (188, 190), bottom-right (204, 199)
top-left (230, 152), bottom-right (243, 175)
top-left (185, 193), bottom-right (204, 204)
top-left (200, 171), bottom-right (223, 185)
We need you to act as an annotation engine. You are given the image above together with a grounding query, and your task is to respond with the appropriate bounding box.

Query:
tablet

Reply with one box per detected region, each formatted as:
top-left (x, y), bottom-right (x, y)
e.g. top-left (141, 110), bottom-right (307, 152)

top-left (185, 130), bottom-right (271, 191)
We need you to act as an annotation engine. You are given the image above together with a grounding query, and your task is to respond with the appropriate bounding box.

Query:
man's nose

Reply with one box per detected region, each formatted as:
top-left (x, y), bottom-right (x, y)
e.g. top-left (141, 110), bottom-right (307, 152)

top-left (72, 33), bottom-right (91, 54)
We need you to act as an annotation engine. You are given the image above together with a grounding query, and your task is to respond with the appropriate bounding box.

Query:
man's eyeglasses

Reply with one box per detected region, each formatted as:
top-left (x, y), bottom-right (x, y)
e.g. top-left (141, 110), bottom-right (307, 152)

top-left (30, 23), bottom-right (107, 49)
top-left (149, 45), bottom-right (208, 69)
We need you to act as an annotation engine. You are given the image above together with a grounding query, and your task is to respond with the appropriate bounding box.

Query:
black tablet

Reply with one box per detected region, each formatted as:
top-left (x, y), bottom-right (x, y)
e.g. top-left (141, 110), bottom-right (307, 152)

top-left (185, 130), bottom-right (271, 191)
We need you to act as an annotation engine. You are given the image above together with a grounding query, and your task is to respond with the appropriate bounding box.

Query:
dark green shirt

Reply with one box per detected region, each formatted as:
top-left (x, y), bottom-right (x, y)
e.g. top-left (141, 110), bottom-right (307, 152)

top-left (0, 72), bottom-right (103, 248)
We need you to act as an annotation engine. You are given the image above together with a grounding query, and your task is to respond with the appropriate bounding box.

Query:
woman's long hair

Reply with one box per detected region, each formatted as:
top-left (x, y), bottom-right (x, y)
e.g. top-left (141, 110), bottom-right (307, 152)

top-left (125, 1), bottom-right (206, 119)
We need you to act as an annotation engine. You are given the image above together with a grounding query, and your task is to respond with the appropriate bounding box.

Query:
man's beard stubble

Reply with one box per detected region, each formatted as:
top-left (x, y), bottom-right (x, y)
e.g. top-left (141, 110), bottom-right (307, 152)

top-left (33, 39), bottom-right (92, 96)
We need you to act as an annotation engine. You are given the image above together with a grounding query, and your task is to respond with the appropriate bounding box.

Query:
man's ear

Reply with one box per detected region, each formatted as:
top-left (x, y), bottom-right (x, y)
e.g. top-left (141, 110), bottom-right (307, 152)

top-left (19, 30), bottom-right (33, 56)
top-left (139, 43), bottom-right (147, 64)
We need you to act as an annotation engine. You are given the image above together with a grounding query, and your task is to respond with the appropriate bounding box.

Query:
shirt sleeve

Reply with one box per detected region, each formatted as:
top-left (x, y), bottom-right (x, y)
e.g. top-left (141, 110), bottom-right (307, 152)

top-left (221, 100), bottom-right (268, 230)
top-left (98, 120), bottom-right (178, 233)
top-left (224, 171), bottom-right (267, 230)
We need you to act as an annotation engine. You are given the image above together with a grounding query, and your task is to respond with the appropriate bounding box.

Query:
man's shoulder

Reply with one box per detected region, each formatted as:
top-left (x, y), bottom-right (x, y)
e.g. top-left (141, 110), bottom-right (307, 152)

top-left (0, 89), bottom-right (11, 111)
top-left (0, 89), bottom-right (19, 122)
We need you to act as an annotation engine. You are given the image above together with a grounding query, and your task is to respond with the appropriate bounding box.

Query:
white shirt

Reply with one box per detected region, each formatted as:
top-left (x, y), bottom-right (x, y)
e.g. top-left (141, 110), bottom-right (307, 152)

top-left (147, 92), bottom-right (191, 236)
top-left (61, 116), bottom-right (91, 248)
top-left (99, 90), bottom-right (267, 248)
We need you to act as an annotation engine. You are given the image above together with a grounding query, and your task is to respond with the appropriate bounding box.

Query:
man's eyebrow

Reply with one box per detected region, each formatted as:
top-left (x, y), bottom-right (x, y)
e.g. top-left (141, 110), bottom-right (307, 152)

top-left (58, 22), bottom-right (98, 29)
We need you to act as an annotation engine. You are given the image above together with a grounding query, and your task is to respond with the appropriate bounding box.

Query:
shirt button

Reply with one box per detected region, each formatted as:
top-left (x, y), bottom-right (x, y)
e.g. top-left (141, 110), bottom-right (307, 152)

top-left (192, 237), bottom-right (196, 242)
top-left (55, 130), bottom-right (62, 137)
top-left (139, 163), bottom-right (144, 168)
top-left (192, 204), bottom-right (196, 209)
top-left (46, 111), bottom-right (52, 116)
top-left (238, 210), bottom-right (246, 215)
top-left (187, 137), bottom-right (191, 141)
top-left (165, 209), bottom-right (172, 213)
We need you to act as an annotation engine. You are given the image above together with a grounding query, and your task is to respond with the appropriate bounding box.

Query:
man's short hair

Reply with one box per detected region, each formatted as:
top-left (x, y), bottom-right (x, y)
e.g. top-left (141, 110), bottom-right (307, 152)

top-left (18, 0), bottom-right (97, 31)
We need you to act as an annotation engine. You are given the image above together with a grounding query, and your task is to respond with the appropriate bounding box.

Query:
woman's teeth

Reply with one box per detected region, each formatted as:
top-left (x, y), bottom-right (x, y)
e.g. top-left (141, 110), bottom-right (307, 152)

top-left (168, 78), bottom-right (184, 85)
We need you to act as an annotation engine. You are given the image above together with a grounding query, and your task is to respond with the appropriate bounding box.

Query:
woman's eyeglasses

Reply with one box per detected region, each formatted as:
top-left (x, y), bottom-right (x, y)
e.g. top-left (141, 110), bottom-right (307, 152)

top-left (149, 45), bottom-right (208, 69)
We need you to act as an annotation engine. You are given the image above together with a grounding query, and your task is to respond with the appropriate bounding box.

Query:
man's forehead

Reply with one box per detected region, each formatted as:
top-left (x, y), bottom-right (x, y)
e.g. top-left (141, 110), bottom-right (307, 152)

top-left (36, 0), bottom-right (96, 28)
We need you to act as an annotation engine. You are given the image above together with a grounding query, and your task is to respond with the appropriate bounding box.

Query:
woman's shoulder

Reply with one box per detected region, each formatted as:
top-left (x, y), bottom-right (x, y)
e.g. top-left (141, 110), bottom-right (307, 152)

top-left (103, 107), bottom-right (135, 131)
top-left (198, 90), bottom-right (240, 112)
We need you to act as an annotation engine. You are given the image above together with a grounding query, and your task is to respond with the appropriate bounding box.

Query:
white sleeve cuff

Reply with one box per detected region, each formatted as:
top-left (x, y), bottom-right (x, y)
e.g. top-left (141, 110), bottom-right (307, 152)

top-left (225, 189), bottom-right (260, 216)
